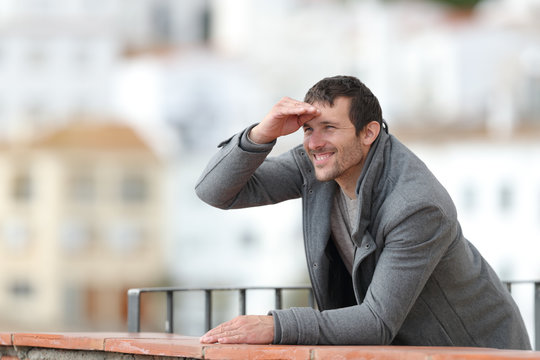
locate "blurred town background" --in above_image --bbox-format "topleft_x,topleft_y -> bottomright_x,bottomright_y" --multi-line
0,0 -> 539,346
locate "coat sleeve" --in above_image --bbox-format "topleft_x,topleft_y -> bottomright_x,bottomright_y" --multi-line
195,125 -> 304,209
270,203 -> 456,345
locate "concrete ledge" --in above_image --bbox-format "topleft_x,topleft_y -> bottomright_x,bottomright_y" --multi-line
0,332 -> 539,360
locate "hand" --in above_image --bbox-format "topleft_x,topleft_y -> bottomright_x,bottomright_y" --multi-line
199,315 -> 274,344
249,97 -> 321,144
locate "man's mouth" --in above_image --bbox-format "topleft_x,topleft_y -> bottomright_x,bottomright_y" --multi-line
312,151 -> 334,165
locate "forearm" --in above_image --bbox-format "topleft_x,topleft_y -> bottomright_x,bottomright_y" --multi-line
195,125 -> 303,209
270,304 -> 388,345
195,126 -> 274,209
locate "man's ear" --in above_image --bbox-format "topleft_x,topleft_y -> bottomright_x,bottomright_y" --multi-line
362,121 -> 381,146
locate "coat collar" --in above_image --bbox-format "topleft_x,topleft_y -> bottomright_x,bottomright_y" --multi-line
353,128 -> 390,243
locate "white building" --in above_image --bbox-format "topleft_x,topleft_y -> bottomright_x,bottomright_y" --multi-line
0,0 -> 539,335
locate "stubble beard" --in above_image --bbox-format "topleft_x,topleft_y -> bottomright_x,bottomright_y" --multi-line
312,146 -> 364,184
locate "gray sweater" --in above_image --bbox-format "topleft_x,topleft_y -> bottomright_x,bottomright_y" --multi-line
195,125 -> 531,349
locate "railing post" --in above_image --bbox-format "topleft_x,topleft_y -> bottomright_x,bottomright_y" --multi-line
165,291 -> 174,333
205,290 -> 213,332
308,288 -> 315,309
127,289 -> 141,332
275,288 -> 282,310
535,282 -> 539,351
239,289 -> 246,315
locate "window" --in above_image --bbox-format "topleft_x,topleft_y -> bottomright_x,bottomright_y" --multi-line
25,100 -> 46,122
461,182 -> 477,212
26,45 -> 47,69
106,221 -> 144,254
499,183 -> 514,212
2,218 -> 30,252
201,4 -> 212,43
121,174 -> 148,203
524,76 -> 540,124
8,280 -> 34,298
63,285 -> 85,325
60,220 -> 93,254
152,1 -> 172,44
12,173 -> 33,202
68,173 -> 95,203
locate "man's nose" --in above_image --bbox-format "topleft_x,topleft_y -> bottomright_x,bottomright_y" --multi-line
308,130 -> 326,149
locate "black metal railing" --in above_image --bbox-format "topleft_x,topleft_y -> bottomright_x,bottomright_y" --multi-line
127,286 -> 313,333
127,281 -> 539,350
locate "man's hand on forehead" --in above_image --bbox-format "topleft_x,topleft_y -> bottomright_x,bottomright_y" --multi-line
249,97 -> 321,144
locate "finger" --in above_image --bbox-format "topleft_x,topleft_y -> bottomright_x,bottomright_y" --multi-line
274,107 -> 319,121
297,111 -> 320,126
200,322 -> 232,343
200,330 -> 233,344
275,98 -> 318,114
199,335 -> 215,343
217,334 -> 242,344
283,97 -> 315,110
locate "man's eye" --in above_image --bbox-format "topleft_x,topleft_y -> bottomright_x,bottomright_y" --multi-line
303,127 -> 312,133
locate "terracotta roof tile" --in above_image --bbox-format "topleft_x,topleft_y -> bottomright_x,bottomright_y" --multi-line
31,122 -> 152,151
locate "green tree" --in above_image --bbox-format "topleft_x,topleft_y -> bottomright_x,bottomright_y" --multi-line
429,0 -> 483,9
381,0 -> 484,10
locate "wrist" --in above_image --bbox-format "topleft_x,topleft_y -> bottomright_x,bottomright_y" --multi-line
248,126 -> 275,144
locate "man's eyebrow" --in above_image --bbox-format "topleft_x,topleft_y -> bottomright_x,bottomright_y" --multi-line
303,120 -> 338,128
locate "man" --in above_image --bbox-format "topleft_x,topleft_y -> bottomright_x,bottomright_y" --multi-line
195,75 -> 531,349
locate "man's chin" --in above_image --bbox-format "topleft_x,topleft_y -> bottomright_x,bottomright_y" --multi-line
314,170 -> 336,182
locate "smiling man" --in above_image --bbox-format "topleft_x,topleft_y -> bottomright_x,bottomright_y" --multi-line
195,76 -> 531,349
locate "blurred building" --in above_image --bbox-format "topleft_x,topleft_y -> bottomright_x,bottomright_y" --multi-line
399,128 -> 540,279
0,0 -> 210,141
0,0 -> 539,335
0,122 -> 166,331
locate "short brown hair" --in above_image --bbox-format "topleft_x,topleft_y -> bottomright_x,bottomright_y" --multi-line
304,75 -> 383,135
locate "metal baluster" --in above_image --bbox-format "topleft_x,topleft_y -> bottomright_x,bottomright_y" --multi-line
205,289 -> 213,332
275,288 -> 282,310
165,291 -> 174,333
239,289 -> 246,315
127,289 -> 141,332
535,282 -> 539,350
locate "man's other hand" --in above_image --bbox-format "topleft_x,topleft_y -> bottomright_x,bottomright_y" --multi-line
199,315 -> 274,344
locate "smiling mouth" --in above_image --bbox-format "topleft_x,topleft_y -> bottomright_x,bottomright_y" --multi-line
312,152 -> 334,164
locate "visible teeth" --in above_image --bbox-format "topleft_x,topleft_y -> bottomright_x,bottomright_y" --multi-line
314,153 -> 331,160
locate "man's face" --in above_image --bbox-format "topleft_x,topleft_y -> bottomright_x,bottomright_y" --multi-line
302,97 -> 368,186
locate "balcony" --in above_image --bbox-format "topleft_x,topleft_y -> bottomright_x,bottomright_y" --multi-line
1,281 -> 539,359
2,332 -> 540,359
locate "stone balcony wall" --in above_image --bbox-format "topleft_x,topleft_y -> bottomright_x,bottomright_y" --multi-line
1,332 -> 540,360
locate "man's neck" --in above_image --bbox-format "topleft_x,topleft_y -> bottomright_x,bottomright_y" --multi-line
336,177 -> 359,200
336,162 -> 364,200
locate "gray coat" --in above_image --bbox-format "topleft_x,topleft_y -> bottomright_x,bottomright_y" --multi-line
195,125 -> 531,349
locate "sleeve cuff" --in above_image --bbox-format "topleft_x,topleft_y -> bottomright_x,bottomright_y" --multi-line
269,307 -> 320,345
239,124 -> 276,153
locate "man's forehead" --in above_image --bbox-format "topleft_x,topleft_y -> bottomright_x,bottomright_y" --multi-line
311,96 -> 351,108
304,98 -> 353,127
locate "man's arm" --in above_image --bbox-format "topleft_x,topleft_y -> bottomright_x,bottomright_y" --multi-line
196,98 -> 320,344
195,98 -> 320,209
271,205 -> 456,345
